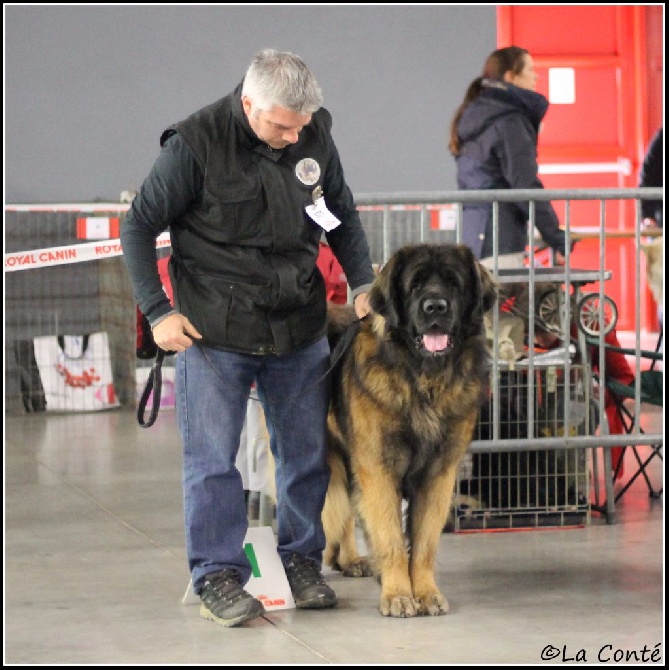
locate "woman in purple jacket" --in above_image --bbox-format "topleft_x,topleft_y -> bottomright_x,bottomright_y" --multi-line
449,46 -> 568,269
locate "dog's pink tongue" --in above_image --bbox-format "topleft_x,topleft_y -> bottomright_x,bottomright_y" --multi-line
423,334 -> 450,352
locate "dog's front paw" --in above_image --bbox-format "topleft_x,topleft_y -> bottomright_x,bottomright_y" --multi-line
340,557 -> 374,577
415,592 -> 449,616
379,594 -> 418,618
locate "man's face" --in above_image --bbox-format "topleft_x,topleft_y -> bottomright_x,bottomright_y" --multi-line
242,96 -> 311,149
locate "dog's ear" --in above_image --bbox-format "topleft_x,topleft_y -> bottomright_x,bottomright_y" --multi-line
368,248 -> 406,327
460,251 -> 500,326
476,261 -> 499,315
456,244 -> 498,320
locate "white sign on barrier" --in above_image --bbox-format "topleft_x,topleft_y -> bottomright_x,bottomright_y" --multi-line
182,526 -> 295,612
4,232 -> 171,272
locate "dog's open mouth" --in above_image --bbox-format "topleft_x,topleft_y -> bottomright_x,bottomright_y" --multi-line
416,333 -> 452,356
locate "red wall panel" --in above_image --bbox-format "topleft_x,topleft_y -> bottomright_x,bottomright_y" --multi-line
496,5 -> 660,332
500,6 -> 618,55
536,68 -> 620,148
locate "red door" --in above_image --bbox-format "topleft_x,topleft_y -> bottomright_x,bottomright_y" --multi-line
497,5 -> 663,332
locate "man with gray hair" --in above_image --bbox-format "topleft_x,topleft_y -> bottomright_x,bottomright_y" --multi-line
121,49 -> 375,627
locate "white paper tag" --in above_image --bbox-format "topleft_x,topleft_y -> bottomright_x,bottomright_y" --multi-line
305,196 -> 341,231
181,526 -> 295,611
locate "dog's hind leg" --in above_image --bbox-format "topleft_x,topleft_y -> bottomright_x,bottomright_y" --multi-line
322,452 -> 373,577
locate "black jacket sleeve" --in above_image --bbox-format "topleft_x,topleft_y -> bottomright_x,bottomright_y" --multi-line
318,116 -> 375,296
496,114 -> 566,255
639,128 -> 663,225
120,134 -> 203,324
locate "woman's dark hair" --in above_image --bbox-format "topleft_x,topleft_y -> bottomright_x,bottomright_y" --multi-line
448,46 -> 530,156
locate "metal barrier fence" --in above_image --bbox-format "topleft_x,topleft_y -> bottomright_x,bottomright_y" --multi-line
354,187 -> 663,527
4,188 -> 663,526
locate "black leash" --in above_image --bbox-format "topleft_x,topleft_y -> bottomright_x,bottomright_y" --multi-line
137,348 -> 174,428
328,316 -> 362,369
136,317 -> 364,428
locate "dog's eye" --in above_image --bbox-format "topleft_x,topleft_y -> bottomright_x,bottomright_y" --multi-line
407,271 -> 429,293
439,270 -> 463,292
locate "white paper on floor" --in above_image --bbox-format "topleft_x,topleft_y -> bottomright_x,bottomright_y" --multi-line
182,525 -> 295,611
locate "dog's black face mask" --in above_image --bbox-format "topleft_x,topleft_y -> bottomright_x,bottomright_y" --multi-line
370,244 -> 491,359
405,270 -> 461,357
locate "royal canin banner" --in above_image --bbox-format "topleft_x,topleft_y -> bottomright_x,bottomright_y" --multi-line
5,232 -> 171,272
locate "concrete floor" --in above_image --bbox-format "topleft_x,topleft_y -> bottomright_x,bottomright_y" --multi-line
4,405 -> 664,665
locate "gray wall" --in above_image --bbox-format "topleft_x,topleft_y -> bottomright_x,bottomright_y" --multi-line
5,5 -> 496,203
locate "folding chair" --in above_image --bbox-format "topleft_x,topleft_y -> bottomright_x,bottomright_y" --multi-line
593,337 -> 663,504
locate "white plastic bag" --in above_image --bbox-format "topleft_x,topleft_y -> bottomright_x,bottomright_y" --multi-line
33,333 -> 119,412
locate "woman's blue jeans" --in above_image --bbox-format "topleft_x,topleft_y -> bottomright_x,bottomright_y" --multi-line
176,336 -> 331,591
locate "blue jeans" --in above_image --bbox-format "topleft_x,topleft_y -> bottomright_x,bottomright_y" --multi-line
176,336 -> 331,591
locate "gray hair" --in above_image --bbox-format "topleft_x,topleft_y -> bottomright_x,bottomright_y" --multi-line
241,48 -> 323,114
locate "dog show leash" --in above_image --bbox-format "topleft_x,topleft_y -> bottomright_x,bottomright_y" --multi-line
137,347 -> 175,428
136,316 -> 364,429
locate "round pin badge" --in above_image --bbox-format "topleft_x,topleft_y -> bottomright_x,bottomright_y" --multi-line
295,158 -> 321,186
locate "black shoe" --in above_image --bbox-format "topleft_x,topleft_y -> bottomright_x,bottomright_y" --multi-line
199,569 -> 265,627
283,553 -> 338,609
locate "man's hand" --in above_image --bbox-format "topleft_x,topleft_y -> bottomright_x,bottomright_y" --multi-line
554,250 -> 566,266
152,313 -> 202,352
353,292 -> 371,318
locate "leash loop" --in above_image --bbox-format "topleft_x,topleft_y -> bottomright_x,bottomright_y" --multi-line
135,317 -> 363,427
137,348 -> 170,428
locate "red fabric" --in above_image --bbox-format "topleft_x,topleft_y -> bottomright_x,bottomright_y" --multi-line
136,306 -> 144,350
135,255 -> 174,353
157,255 -> 174,305
316,242 -> 348,305
585,329 -> 635,479
500,296 -> 516,313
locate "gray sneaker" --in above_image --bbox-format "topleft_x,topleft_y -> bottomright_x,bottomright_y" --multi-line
199,569 -> 265,627
284,553 -> 338,609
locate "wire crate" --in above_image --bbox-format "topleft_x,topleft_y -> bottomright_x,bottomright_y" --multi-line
454,364 -> 593,531
5,207 -> 136,414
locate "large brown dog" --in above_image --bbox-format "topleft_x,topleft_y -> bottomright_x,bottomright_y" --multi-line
323,243 -> 497,618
